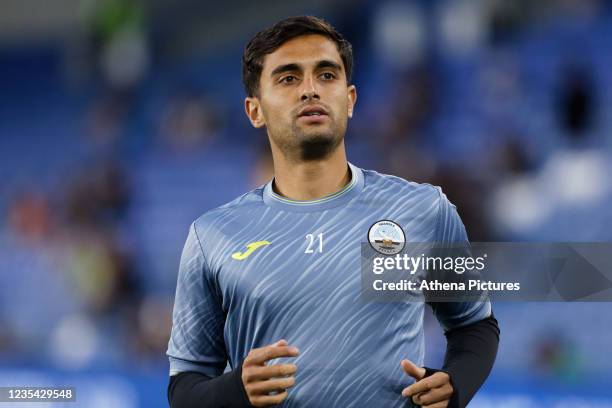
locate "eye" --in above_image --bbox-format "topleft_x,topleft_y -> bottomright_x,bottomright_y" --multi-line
321,72 -> 336,80
280,75 -> 297,84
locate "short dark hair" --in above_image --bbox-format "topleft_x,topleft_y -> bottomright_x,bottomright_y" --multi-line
242,16 -> 353,97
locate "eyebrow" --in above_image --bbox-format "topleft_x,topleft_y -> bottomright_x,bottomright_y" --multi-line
269,60 -> 343,78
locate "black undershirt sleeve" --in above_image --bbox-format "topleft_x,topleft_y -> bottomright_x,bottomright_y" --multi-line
424,314 -> 500,408
167,363 -> 253,408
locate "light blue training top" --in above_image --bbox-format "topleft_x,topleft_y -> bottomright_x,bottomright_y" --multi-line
167,162 -> 491,407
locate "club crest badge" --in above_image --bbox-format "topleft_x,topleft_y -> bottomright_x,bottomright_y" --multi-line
368,220 -> 405,255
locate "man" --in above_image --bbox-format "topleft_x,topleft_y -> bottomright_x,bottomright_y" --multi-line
167,16 -> 499,408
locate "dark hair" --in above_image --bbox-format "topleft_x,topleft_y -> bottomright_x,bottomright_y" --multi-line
242,16 -> 353,97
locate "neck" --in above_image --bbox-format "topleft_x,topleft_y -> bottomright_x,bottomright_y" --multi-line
270,140 -> 350,201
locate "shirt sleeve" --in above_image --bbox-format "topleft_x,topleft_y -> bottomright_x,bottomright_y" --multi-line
428,187 -> 492,331
167,221 -> 228,377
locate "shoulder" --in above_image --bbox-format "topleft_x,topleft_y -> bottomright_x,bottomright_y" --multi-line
192,185 -> 266,237
361,167 -> 447,207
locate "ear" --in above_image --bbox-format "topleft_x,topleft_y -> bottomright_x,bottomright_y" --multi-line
245,96 -> 266,128
347,85 -> 357,118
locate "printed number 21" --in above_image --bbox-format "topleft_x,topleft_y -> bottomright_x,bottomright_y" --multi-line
305,233 -> 323,253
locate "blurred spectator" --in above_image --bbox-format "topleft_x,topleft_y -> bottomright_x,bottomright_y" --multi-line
487,1 -> 526,45
0,314 -> 16,356
532,329 -> 582,381
158,92 -> 223,153
130,296 -> 173,361
85,93 -> 130,148
65,161 -> 131,228
7,190 -> 53,242
433,167 -> 494,241
557,62 -> 597,138
61,230 -> 141,317
80,0 -> 150,90
382,64 -> 438,144
438,0 -> 488,58
366,63 -> 439,184
371,1 -> 426,68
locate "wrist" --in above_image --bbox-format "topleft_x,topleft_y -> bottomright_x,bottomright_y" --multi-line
423,367 -> 460,408
234,362 -> 254,407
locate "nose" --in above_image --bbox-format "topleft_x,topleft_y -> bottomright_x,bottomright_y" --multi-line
300,75 -> 320,101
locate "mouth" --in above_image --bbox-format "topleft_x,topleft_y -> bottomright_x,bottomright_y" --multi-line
297,105 -> 329,123
298,105 -> 329,117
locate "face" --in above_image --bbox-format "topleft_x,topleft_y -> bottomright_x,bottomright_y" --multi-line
245,34 -> 357,161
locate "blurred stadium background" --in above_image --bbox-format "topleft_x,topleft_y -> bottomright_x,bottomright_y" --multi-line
1,0 -> 612,406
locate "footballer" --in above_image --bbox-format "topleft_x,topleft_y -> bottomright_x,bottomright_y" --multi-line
167,16 -> 499,408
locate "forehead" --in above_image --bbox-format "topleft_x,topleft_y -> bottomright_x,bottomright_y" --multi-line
261,34 -> 343,74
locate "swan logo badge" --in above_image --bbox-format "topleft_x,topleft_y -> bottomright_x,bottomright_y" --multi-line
368,220 -> 405,255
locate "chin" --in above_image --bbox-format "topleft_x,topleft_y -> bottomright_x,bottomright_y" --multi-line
298,132 -> 342,161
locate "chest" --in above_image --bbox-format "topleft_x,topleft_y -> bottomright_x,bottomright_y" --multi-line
210,206 -> 436,313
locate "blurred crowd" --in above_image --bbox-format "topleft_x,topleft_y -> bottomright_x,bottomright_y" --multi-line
1,0 -> 612,381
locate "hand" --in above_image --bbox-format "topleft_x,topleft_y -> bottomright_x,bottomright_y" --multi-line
400,359 -> 453,408
241,339 -> 299,407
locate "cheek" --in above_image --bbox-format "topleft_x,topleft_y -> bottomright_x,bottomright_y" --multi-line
330,90 -> 350,114
334,99 -> 351,120
269,103 -> 291,123
261,103 -> 292,131
260,97 -> 281,118
260,88 -> 289,119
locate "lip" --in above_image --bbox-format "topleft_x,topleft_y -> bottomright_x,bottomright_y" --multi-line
297,105 -> 329,118
298,114 -> 329,124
